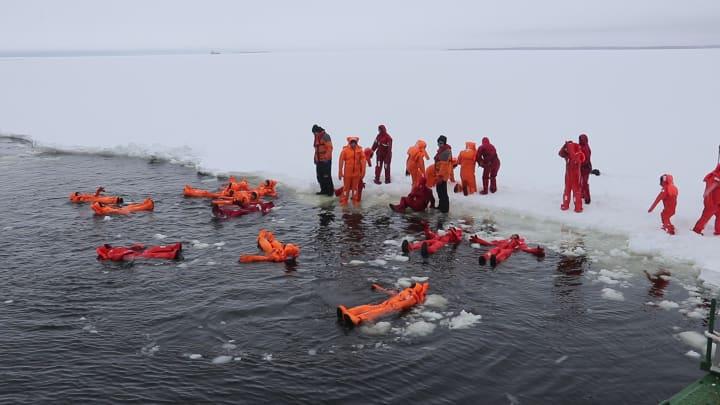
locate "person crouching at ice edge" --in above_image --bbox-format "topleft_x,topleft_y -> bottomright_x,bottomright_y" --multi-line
389,176 -> 435,213
454,141 -> 478,195
337,282 -> 429,327
401,225 -> 463,258
558,139 -> 586,213
470,234 -> 545,267
239,229 -> 300,265
648,174 -> 678,235
693,164 -> 720,236
337,136 -> 367,205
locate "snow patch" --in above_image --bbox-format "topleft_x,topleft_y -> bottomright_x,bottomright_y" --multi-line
601,288 -> 625,301
446,310 -> 482,329
403,321 -> 436,337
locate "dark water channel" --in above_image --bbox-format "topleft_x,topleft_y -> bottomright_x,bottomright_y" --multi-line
0,137 -> 710,404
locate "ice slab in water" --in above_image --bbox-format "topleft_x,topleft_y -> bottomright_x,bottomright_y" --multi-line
601,288 -> 625,301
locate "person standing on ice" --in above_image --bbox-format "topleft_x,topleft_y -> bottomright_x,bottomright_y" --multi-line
313,124 -> 334,196
692,164 -> 720,235
338,136 -> 367,205
371,125 -> 393,184
475,137 -> 500,194
648,174 -> 678,235
406,140 -> 430,187
578,134 -> 593,204
559,140 -> 586,213
454,141 -> 477,195
434,135 -> 453,213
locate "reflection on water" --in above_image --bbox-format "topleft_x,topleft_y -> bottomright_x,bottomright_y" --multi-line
645,269 -> 672,298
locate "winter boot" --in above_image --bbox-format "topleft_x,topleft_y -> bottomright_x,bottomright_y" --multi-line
420,242 -> 430,258
490,177 -> 497,193
478,255 -> 486,266
489,254 -> 497,267
401,240 -> 410,255
480,178 -> 489,195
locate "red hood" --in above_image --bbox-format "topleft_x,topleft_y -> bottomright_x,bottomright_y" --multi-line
579,134 -> 589,145
378,125 -> 387,135
481,137 -> 490,146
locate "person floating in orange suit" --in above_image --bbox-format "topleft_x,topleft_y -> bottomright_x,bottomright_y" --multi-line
238,229 -> 300,264
470,234 -> 545,267
558,140 -> 586,213
371,124 -> 393,184
406,140 -> 430,188
476,137 -> 501,194
648,174 -> 678,235
401,225 -> 463,258
96,242 -> 182,261
337,282 -> 429,326
693,164 -> 720,235
454,141 -> 478,195
338,136 -> 367,205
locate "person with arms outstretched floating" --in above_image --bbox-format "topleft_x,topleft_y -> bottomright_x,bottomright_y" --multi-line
648,174 -> 678,235
371,124 -> 393,184
337,282 -> 429,327
470,234 -> 545,267
559,140 -> 586,212
401,225 -> 463,258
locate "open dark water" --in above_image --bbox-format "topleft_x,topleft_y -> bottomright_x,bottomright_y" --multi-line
0,136 -> 710,404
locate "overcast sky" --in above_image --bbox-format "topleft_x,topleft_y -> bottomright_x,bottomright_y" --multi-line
2,0 -> 720,51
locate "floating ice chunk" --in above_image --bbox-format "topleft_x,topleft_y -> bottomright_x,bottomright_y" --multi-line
596,276 -> 619,285
396,278 -> 413,288
601,288 -> 625,301
368,259 -> 387,266
555,355 -> 568,364
470,243 -> 481,249
437,230 -> 447,237
191,240 -> 209,249
103,216 -> 112,221
403,321 -> 436,337
221,343 -> 237,350
262,353 -> 273,361
447,310 -> 482,329
233,357 -> 242,361
360,321 -> 392,336
678,331 -> 707,353
685,350 -> 701,359
2,226 -> 13,231
141,345 -> 160,356
80,317 -> 86,321
308,348 -> 318,356
82,325 -> 98,334
189,354 -> 203,360
177,263 -> 188,268
609,249 -> 631,258
658,300 -> 680,310
420,311 -> 444,321
573,247 -> 586,255
411,276 -> 429,282
207,261 -> 216,266
213,241 -> 226,247
383,240 -> 400,246
212,355 -> 233,364
3,300 -> 12,304
599,269 -> 632,280
153,233 -> 168,240
424,294 -> 448,309
389,255 -> 409,262
347,260 -> 365,266
687,310 -> 706,319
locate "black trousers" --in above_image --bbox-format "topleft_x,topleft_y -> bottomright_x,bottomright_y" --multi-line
436,181 -> 449,213
315,160 -> 334,195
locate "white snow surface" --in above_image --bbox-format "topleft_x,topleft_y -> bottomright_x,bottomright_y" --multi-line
1,17 -> 720,283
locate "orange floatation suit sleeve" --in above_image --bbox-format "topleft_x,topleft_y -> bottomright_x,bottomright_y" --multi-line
339,282 -> 429,325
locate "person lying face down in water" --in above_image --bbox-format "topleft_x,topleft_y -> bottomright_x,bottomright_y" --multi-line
643,269 -> 671,297
401,225 -> 463,258
470,233 -> 545,267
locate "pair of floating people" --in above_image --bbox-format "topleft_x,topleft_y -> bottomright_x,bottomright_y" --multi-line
337,282 -> 429,326
184,178 -> 278,199
96,242 -> 182,261
91,198 -> 155,215
238,229 -> 300,264
69,187 -> 123,204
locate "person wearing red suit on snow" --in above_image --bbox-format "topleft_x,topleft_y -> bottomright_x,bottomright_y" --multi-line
578,134 -> 593,204
371,125 -> 393,184
475,137 -> 500,194
559,140 -> 586,213
470,234 -> 545,267
648,174 -> 678,235
693,164 -> 720,235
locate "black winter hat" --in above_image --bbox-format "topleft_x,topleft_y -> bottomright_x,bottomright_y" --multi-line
312,124 -> 324,133
437,135 -> 447,144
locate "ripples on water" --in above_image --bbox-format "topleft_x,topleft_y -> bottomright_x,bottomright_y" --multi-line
0,137 -> 710,404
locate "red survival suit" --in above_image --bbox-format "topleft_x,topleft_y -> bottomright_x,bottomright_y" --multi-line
402,226 -> 463,257
372,125 -> 393,184
648,174 -> 678,235
476,137 -> 500,194
559,140 -> 586,212
390,176 -> 435,212
212,201 -> 274,219
470,234 -> 544,266
578,134 -> 593,204
337,282 -> 429,326
96,243 -> 182,261
693,164 -> 720,235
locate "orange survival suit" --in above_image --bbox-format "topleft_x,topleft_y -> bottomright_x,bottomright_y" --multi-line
337,282 -> 429,326
406,140 -> 430,187
559,140 -> 586,213
648,174 -> 678,235
455,141 -> 478,195
338,137 -> 367,204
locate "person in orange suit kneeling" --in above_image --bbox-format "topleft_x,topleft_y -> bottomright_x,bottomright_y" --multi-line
648,174 -> 678,235
338,136 -> 367,205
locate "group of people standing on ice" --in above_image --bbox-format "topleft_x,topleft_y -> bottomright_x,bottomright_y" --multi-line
312,124 -> 720,237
